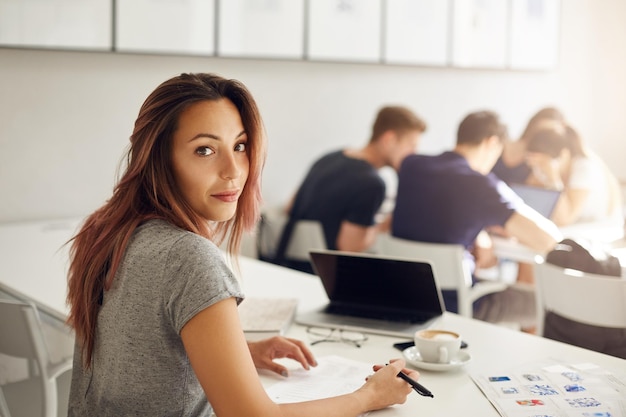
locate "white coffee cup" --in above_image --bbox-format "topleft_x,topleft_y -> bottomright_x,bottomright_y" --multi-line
414,329 -> 462,364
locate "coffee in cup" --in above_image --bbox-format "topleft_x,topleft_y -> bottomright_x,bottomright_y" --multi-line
414,329 -> 461,364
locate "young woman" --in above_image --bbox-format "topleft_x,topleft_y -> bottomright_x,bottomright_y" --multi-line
491,107 -> 565,185
525,124 -> 622,226
66,73 -> 417,416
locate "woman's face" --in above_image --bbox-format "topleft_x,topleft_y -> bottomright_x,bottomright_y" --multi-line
171,99 -> 249,222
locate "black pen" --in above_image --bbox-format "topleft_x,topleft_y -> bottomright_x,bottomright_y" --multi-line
397,371 -> 434,398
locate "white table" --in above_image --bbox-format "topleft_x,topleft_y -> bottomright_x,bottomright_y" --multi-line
491,235 -> 544,264
1,219 -> 625,417
492,220 -> 626,269
559,220 -> 624,243
236,256 -> 626,417
0,218 -> 81,321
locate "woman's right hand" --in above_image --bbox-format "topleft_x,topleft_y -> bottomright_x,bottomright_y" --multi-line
354,359 -> 419,411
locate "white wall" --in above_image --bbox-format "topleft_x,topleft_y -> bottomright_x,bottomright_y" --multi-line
0,0 -> 625,223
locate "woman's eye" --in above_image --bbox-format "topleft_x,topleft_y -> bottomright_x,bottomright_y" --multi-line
195,146 -> 214,156
235,143 -> 247,152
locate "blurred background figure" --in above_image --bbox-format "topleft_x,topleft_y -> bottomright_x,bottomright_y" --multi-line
525,124 -> 623,227
392,110 -> 562,330
274,105 -> 427,274
492,107 -> 566,186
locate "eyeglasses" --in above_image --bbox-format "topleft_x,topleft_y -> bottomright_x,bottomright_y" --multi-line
306,327 -> 369,348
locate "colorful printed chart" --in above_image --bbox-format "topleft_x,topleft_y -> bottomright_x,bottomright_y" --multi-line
471,360 -> 626,417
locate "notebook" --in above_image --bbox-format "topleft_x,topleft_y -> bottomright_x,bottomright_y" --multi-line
510,183 -> 561,219
295,250 -> 445,338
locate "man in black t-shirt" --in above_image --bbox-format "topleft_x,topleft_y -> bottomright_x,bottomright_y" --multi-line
276,106 -> 427,273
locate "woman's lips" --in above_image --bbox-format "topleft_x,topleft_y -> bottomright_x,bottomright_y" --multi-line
212,190 -> 239,202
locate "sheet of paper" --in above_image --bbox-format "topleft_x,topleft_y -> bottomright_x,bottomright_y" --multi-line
265,355 -> 371,415
470,359 -> 626,417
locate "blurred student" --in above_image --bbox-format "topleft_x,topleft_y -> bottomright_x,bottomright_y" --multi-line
275,106 -> 427,273
392,110 -> 562,329
66,73 -> 419,417
492,106 -> 565,185
525,124 -> 623,227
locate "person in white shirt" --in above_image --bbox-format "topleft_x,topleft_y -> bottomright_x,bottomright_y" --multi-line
525,124 -> 623,227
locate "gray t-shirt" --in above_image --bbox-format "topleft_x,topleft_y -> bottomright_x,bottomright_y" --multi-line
68,219 -> 244,416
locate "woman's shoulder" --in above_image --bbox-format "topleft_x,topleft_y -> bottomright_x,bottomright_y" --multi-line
136,219 -> 222,262
569,155 -> 601,180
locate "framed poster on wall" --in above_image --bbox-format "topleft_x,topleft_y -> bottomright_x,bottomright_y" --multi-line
218,0 -> 304,59
0,0 -> 111,50
383,0 -> 450,66
451,0 -> 508,69
509,0 -> 560,70
116,0 -> 215,55
307,0 -> 382,63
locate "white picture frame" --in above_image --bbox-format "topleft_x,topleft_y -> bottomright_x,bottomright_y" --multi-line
384,0 -> 450,66
307,0 -> 382,63
451,0 -> 509,69
218,0 -> 305,59
116,0 -> 215,55
0,0 -> 111,50
509,0 -> 561,70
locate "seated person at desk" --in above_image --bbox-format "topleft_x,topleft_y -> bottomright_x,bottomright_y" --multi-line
392,110 -> 562,330
524,124 -> 623,227
492,106 -> 566,185
275,105 -> 427,273
66,73 -> 419,417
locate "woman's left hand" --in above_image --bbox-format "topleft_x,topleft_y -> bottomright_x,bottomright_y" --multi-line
247,336 -> 318,377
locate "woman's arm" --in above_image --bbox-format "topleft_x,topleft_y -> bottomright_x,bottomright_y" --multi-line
525,153 -> 589,226
181,297 -> 418,417
472,230 -> 498,269
550,188 -> 589,226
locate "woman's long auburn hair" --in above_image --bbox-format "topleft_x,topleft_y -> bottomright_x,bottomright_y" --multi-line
66,73 -> 266,368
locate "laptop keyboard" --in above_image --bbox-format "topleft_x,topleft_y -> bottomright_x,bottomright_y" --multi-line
325,304 -> 433,324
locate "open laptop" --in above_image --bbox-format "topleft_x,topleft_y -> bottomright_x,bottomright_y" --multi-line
295,250 -> 445,338
510,183 -> 561,219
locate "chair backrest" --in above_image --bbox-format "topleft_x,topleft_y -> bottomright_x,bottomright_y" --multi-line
376,234 -> 510,319
257,205 -> 289,259
0,300 -> 48,369
377,234 -> 473,290
534,262 -> 626,335
257,206 -> 327,262
0,299 -> 58,417
284,220 -> 327,261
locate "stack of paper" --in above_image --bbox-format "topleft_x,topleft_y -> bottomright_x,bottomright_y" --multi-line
239,297 -> 298,341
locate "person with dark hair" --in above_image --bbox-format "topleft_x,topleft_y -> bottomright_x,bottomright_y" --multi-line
525,124 -> 623,226
66,73 -> 419,417
492,106 -> 566,185
276,105 -> 427,273
392,110 -> 562,329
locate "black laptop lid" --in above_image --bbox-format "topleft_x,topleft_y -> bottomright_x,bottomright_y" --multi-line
309,250 -> 445,319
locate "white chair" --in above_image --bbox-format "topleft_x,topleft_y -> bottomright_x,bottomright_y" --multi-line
376,234 -> 508,318
0,299 -> 73,417
533,262 -> 626,337
256,205 -> 289,260
257,206 -> 327,262
284,221 -> 327,262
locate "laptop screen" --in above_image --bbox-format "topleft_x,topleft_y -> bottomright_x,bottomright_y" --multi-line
309,250 -> 444,318
510,183 -> 561,219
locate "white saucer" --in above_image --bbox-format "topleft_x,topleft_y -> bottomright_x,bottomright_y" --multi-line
403,347 -> 472,372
